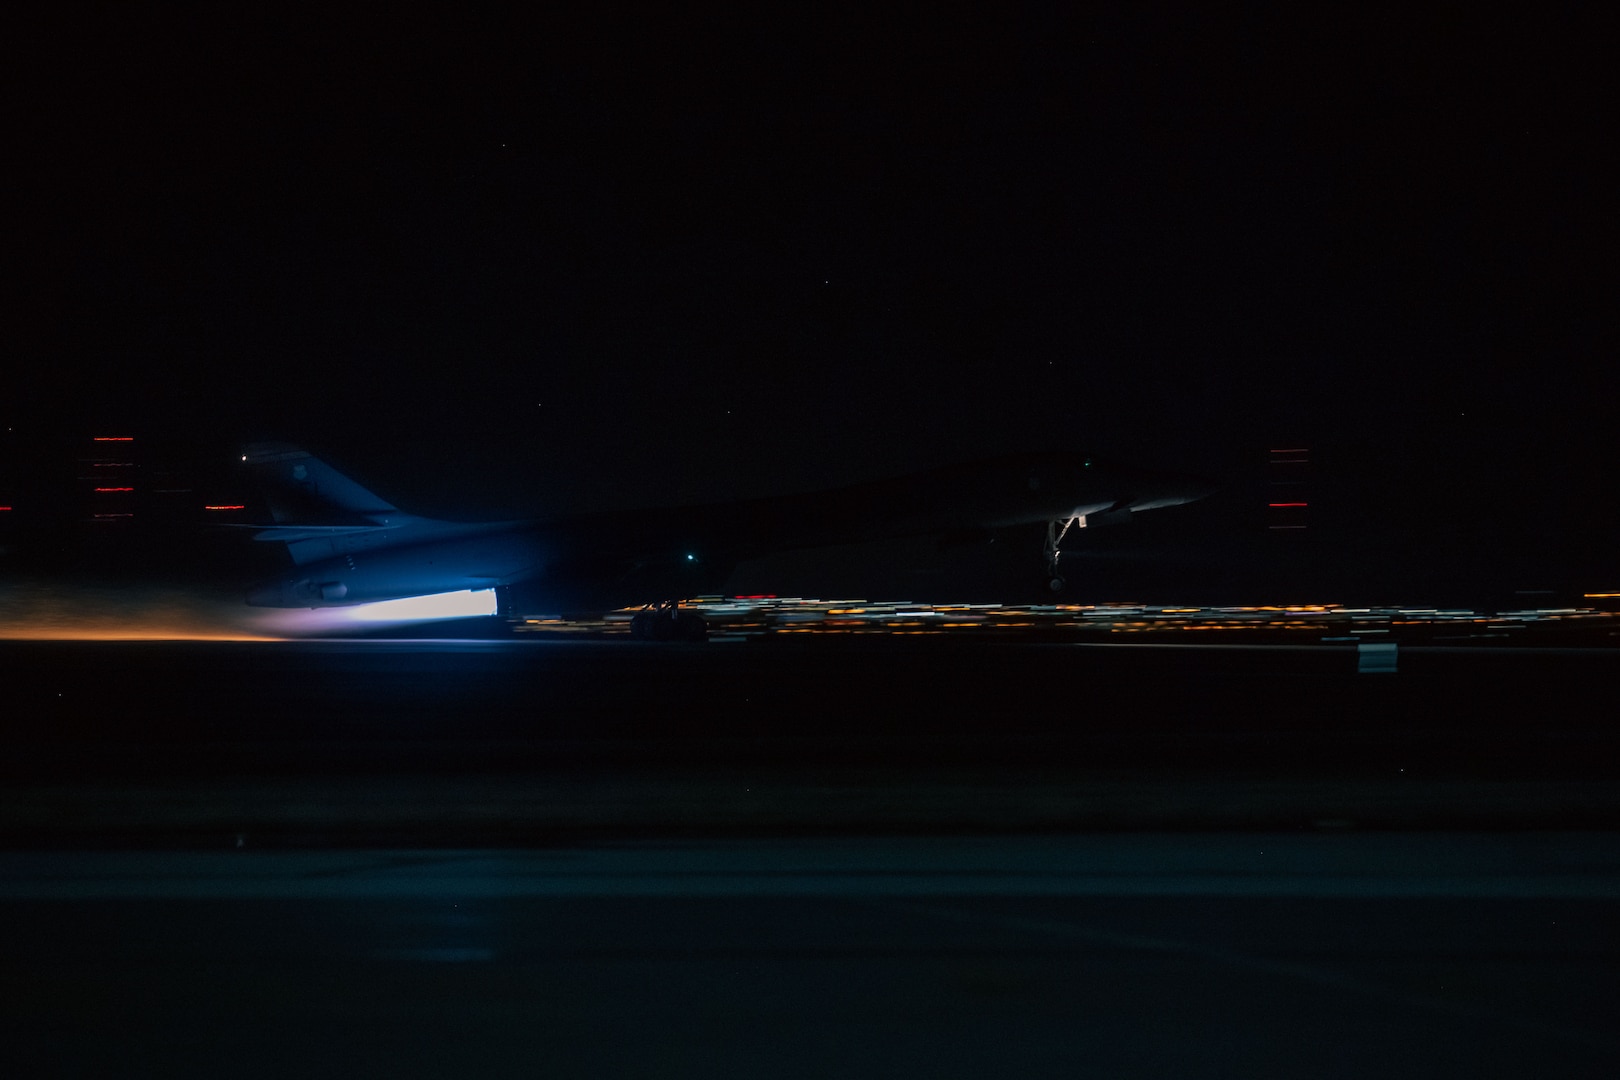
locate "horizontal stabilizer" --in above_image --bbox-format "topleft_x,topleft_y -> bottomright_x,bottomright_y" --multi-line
214,522 -> 393,534
249,525 -> 398,543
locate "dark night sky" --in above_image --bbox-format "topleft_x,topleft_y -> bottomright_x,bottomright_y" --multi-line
4,7 -> 1615,587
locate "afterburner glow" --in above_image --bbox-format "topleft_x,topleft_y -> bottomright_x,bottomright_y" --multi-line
243,588 -> 501,637
343,589 -> 500,623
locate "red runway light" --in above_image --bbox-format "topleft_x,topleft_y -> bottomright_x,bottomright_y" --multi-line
204,505 -> 246,511
94,487 -> 134,492
1268,502 -> 1308,507
92,436 -> 134,441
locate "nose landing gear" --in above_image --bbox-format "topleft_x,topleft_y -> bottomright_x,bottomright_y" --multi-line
1043,514 -> 1083,593
630,601 -> 709,642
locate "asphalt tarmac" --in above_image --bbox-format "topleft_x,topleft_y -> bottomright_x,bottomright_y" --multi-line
4,638 -> 1620,842
4,638 -> 1618,1075
3,838 -> 1619,1078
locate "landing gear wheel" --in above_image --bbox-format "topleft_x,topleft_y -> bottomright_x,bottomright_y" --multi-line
1043,515 -> 1081,597
630,604 -> 707,642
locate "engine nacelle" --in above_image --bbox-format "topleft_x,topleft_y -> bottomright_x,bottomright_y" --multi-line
246,529 -> 543,608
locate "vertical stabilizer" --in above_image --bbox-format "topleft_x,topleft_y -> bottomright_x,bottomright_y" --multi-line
241,443 -> 399,525
241,444 -> 422,566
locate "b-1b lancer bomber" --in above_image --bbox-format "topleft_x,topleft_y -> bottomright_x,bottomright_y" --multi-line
240,444 -> 1215,639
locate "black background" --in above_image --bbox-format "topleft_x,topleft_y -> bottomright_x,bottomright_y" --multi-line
4,6 -> 1615,598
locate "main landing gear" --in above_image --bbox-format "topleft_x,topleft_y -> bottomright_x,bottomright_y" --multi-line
1043,514 -> 1083,593
630,601 -> 708,642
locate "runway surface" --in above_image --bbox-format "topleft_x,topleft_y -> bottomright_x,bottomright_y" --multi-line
4,837 -> 1619,1078
6,637 -> 1620,842
6,639 -> 1619,1075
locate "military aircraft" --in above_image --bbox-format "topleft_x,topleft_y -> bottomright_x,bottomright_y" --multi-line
240,443 -> 1215,638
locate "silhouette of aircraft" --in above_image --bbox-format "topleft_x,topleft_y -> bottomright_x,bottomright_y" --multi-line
240,443 -> 1214,638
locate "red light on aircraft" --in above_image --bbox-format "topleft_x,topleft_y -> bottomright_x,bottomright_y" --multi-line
1268,502 -> 1308,507
0,506 -> 11,511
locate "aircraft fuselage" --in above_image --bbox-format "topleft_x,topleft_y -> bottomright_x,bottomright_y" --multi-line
243,449 -> 1215,611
